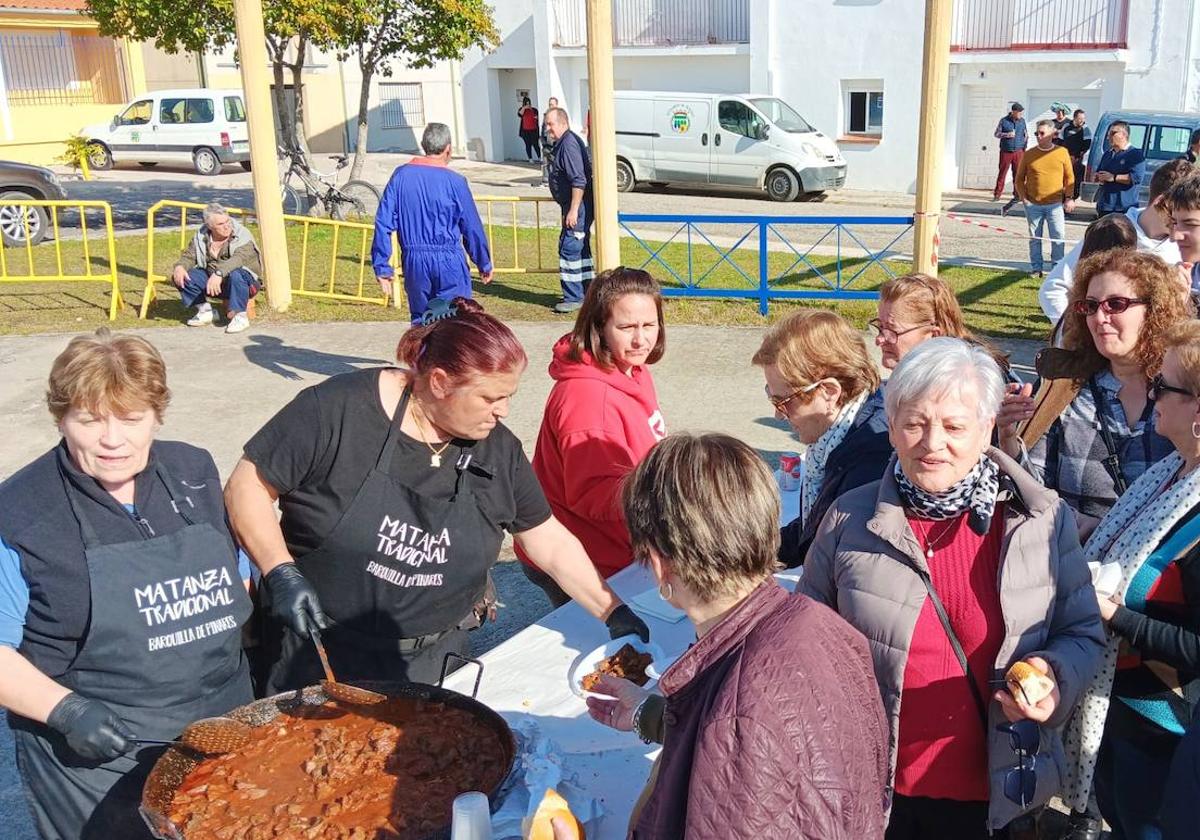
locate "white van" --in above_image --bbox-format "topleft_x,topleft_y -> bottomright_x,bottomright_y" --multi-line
81,88 -> 251,176
613,91 -> 846,201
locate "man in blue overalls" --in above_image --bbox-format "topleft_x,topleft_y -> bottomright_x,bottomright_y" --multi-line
372,123 -> 493,323
545,107 -> 595,313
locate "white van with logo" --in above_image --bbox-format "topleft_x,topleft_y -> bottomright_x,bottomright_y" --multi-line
613,91 -> 846,201
81,88 -> 251,176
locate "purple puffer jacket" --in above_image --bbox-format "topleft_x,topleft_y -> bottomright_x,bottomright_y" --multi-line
632,580 -> 889,839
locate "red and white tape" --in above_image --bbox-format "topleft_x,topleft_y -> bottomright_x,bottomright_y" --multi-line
945,211 -> 1077,246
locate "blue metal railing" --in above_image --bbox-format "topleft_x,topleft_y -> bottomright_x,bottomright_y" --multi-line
617,213 -> 915,315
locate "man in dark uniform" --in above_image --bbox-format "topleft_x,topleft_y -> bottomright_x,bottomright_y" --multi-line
1061,109 -> 1093,201
545,107 -> 594,314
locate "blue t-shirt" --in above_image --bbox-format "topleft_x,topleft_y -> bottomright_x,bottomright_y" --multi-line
1096,146 -> 1147,213
0,505 -> 253,649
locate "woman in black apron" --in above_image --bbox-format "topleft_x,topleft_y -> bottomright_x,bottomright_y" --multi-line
0,329 -> 253,840
226,298 -> 648,694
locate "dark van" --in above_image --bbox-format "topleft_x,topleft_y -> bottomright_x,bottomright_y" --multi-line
1082,110 -> 1200,208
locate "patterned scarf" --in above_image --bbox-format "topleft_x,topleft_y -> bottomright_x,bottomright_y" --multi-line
894,454 -> 1002,535
1063,451 -> 1200,811
801,389 -> 869,526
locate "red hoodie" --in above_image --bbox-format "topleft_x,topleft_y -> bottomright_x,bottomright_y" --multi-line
518,335 -> 666,577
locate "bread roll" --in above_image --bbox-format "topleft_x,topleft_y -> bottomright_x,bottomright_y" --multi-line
524,788 -> 585,840
1006,661 -> 1055,705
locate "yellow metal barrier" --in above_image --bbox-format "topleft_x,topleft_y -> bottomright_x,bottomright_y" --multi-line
140,195 -> 558,319
473,195 -> 559,275
140,200 -> 391,318
0,200 -> 122,320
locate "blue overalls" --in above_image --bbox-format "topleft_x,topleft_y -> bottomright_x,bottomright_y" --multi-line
371,159 -> 493,323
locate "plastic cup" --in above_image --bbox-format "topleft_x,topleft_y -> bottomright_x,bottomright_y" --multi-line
450,791 -> 492,840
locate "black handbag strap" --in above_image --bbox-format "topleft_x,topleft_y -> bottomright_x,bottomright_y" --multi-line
907,560 -> 990,728
1087,377 -> 1128,496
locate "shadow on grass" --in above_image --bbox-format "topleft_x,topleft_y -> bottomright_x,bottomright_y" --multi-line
473,276 -> 560,309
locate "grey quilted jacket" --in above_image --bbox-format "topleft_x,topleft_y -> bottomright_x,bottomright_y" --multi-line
799,448 -> 1106,831
632,580 -> 889,839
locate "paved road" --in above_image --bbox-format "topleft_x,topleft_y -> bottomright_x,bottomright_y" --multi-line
53,155 -> 1087,273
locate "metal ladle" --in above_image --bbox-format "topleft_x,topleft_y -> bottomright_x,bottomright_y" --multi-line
309,627 -> 388,706
131,716 -> 254,755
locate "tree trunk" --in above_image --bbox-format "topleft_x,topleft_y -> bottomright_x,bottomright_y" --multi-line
289,35 -> 310,155
267,38 -> 293,152
349,52 -> 375,182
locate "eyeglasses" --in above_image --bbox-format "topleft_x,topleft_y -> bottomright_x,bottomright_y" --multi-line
998,719 -> 1041,809
764,379 -> 825,411
1070,296 -> 1149,317
1149,373 -> 1197,401
867,319 -> 934,343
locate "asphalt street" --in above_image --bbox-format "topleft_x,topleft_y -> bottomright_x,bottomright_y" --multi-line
54,154 -> 1090,272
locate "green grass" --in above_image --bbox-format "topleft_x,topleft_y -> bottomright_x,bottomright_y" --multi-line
0,221 -> 1046,338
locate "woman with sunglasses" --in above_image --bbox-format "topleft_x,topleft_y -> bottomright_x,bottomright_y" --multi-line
752,309 -> 890,567
1062,319 -> 1200,840
1001,250 -> 1191,531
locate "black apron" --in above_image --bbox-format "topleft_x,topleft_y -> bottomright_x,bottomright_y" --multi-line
266,387 -> 502,694
12,461 -> 253,840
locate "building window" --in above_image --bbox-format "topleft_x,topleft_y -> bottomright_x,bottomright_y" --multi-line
379,83 -> 423,130
845,88 -> 884,136
0,29 -> 130,106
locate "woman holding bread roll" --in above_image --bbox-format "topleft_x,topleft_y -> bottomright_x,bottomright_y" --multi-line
1062,320 -> 1200,839
587,433 -> 890,839
799,338 -> 1106,839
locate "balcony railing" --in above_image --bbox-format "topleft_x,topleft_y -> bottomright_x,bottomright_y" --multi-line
551,0 -> 749,48
952,0 -> 1129,51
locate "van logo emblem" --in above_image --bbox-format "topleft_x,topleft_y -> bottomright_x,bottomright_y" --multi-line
669,106 -> 692,134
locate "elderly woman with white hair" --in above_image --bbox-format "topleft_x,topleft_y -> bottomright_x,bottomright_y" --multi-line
170,202 -> 261,334
800,337 -> 1105,840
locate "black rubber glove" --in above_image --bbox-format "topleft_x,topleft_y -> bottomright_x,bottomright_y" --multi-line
262,562 -> 328,637
46,693 -> 133,761
605,603 -> 650,643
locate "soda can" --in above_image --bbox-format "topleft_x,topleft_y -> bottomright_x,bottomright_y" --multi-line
779,452 -> 803,492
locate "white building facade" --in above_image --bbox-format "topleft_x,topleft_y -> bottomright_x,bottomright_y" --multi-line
361,0 -> 1200,193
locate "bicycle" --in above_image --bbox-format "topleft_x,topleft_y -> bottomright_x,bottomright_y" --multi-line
278,146 -> 381,222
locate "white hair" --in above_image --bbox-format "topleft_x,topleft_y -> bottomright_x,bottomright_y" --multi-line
202,202 -> 229,223
884,337 -> 1005,423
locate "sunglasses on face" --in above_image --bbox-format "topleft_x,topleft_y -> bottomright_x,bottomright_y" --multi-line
765,379 -> 825,411
1149,373 -> 1197,401
998,719 -> 1042,809
867,319 -> 933,343
1071,296 -> 1149,316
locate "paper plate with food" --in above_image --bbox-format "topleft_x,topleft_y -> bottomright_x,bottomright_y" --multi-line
568,636 -> 668,698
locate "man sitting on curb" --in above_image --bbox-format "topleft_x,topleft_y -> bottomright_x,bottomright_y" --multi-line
1039,158 -> 1191,325
171,202 -> 261,334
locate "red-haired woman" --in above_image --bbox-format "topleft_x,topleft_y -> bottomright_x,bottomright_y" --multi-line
226,298 -> 648,693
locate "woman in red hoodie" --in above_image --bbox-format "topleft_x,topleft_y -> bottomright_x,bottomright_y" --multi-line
519,267 -> 667,605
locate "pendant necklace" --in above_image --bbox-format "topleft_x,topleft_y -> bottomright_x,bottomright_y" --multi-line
412,400 -> 452,467
914,518 -> 956,559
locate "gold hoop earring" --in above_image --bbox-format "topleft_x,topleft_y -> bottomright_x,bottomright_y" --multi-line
658,581 -> 673,602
